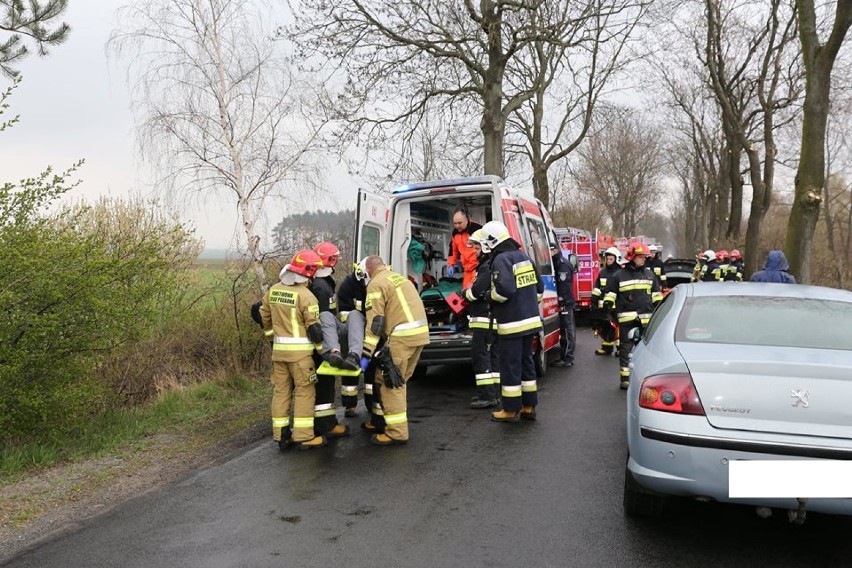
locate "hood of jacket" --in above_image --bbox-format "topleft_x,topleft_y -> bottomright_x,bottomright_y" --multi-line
763,250 -> 790,272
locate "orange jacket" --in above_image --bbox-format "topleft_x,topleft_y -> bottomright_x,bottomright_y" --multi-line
448,222 -> 482,288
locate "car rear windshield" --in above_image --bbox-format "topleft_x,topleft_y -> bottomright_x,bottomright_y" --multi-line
675,295 -> 852,350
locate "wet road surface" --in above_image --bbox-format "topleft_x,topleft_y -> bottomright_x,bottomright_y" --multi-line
4,327 -> 852,567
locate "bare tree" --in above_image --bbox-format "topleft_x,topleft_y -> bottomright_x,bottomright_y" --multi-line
0,0 -> 70,77
572,108 -> 664,235
110,0 -> 332,292
786,0 -> 852,282
287,0 -> 616,179
702,0 -> 801,276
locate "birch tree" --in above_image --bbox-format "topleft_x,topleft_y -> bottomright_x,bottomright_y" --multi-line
111,0 -> 332,292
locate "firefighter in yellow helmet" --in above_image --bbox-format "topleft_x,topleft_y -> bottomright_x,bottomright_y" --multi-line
360,256 -> 430,445
259,250 -> 328,451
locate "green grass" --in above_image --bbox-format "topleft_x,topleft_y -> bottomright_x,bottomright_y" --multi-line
0,374 -> 270,483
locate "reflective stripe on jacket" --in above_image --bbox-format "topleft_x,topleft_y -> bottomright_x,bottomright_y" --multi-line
363,266 -> 430,356
489,245 -> 543,338
259,282 -> 321,362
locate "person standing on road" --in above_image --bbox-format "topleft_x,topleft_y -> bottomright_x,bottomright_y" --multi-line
550,241 -> 576,368
647,245 -> 667,290
603,242 -> 662,390
464,228 -> 500,409
727,249 -> 744,282
360,256 -> 430,446
697,250 -> 721,282
480,221 -> 543,423
447,208 -> 483,288
750,250 -> 797,283
591,247 -> 621,356
259,250 -> 328,451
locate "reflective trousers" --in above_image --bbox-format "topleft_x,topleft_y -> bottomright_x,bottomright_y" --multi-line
339,311 -> 366,409
270,357 -> 316,443
471,327 -> 499,401
498,334 -> 537,412
370,339 -> 424,441
312,352 -> 339,436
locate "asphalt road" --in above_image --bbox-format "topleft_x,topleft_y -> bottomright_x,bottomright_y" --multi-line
4,326 -> 852,568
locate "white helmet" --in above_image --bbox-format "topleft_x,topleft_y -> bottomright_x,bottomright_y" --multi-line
355,257 -> 370,283
468,228 -> 491,253
480,221 -> 510,250
649,244 -> 660,252
702,249 -> 715,262
604,246 -> 620,258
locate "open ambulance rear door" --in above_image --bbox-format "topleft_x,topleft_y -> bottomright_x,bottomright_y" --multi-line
354,189 -> 390,262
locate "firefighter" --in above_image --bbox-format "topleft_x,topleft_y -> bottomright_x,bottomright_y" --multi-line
727,249 -> 744,281
550,241 -> 575,368
311,242 -> 359,371
714,250 -> 730,282
591,247 -> 621,356
479,221 -> 544,423
603,242 -> 662,390
360,256 -> 429,445
464,228 -> 500,409
259,250 -> 328,451
447,207 -> 483,288
336,258 -> 370,417
647,245 -> 667,289
696,250 -> 719,282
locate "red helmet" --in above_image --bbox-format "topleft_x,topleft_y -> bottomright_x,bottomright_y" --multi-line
730,249 -> 742,261
313,242 -> 340,267
715,249 -> 730,262
288,249 -> 324,278
625,241 -> 649,261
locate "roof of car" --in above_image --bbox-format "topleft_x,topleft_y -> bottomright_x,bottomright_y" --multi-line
683,282 -> 852,302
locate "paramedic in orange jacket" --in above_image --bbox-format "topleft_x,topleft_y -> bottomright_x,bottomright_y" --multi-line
447,208 -> 483,288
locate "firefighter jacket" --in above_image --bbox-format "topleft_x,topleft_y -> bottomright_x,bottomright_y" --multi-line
592,263 -> 621,308
310,275 -> 337,315
489,239 -> 544,338
700,260 -> 724,282
337,272 -> 366,322
447,221 -> 483,279
363,266 -> 430,357
602,262 -> 662,326
551,252 -> 575,311
726,260 -> 744,282
648,256 -> 667,287
464,253 -> 493,330
260,281 -> 322,362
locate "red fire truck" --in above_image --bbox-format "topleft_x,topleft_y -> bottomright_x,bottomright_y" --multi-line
554,228 -> 616,312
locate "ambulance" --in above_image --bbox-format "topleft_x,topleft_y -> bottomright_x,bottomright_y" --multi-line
354,176 -> 562,377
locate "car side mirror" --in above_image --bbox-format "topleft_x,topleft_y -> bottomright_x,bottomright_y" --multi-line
628,327 -> 643,343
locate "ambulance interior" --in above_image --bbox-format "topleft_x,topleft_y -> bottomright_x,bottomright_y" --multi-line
390,193 -> 495,333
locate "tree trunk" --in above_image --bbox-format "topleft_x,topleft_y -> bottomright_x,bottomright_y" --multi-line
481,1 -> 505,178
786,0 -> 852,283
726,140 -> 743,240
785,64 -> 830,283
533,166 -> 550,209
743,149 -> 767,277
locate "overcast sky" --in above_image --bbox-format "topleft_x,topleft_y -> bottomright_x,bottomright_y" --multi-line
1,0 -> 356,250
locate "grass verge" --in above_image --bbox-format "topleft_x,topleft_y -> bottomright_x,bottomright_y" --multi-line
0,373 -> 271,534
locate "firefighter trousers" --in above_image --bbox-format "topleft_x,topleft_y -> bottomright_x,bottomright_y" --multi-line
471,328 -> 499,401
313,352 -> 340,436
371,339 -> 424,441
270,357 -> 317,443
498,334 -> 537,412
339,311 -> 366,409
618,321 -> 640,383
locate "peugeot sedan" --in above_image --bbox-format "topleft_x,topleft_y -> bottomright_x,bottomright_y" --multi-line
625,282 -> 852,519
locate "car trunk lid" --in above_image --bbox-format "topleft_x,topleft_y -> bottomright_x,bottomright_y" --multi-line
677,343 -> 852,440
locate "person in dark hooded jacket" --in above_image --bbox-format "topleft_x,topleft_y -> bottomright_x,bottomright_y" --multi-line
750,250 -> 797,283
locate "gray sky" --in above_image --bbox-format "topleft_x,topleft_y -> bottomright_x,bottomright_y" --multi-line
1,0 -> 356,250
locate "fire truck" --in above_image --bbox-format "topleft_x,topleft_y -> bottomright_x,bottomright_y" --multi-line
554,228 -> 616,312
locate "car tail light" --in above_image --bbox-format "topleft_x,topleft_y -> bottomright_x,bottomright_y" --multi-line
639,373 -> 705,415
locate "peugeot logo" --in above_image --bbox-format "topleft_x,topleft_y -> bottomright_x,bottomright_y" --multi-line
791,389 -> 810,408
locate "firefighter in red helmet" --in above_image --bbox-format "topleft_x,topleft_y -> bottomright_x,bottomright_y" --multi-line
259,250 -> 328,450
602,242 -> 662,390
727,249 -> 744,281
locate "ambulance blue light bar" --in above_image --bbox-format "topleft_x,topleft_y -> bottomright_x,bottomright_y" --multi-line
392,175 -> 503,194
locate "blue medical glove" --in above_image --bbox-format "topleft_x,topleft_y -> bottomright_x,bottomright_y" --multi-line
360,355 -> 370,372
447,265 -> 455,277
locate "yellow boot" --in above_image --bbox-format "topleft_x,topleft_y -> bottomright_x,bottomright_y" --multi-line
490,410 -> 520,423
521,406 -> 537,420
325,424 -> 350,439
297,436 -> 327,451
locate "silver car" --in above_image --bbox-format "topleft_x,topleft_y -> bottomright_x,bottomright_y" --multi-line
625,282 -> 852,519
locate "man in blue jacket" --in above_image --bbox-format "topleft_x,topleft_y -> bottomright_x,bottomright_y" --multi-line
750,250 -> 797,283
